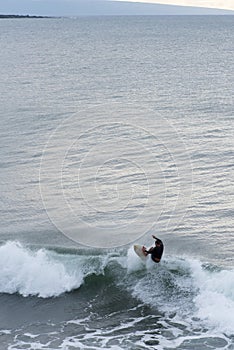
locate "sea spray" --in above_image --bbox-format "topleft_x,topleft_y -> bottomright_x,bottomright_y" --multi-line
190,259 -> 234,335
0,241 -> 83,297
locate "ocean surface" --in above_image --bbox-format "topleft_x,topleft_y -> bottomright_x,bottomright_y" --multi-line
0,16 -> 233,349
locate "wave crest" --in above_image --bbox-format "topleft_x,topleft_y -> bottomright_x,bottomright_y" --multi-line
0,241 -> 83,297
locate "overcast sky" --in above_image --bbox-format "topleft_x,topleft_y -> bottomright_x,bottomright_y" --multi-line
115,1 -> 234,11
0,0 -> 233,16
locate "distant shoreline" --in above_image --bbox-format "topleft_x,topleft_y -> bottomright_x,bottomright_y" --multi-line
0,14 -> 53,19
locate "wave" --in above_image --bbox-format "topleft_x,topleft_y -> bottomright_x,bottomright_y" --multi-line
0,241 -> 124,298
0,241 -> 234,336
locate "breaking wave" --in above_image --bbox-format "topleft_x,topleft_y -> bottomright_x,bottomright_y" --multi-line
0,241 -> 233,337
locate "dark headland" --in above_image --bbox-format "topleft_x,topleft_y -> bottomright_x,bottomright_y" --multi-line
0,14 -> 53,19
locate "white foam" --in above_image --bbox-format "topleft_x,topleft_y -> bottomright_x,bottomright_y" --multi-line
190,259 -> 234,335
0,329 -> 11,335
128,251 -> 234,337
126,246 -> 145,272
0,241 -> 83,297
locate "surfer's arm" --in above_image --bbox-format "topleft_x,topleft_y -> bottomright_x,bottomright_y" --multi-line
145,247 -> 153,254
152,235 -> 163,245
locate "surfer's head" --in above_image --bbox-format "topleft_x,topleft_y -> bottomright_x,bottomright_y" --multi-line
155,239 -> 161,246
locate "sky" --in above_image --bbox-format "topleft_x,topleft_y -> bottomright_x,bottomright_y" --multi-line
0,0 -> 233,16
115,1 -> 234,11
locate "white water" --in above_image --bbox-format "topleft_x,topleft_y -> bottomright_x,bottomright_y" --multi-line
0,241 -> 82,297
127,246 -> 234,337
191,259 -> 234,334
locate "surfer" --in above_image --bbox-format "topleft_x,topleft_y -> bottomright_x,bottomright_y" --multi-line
143,235 -> 164,263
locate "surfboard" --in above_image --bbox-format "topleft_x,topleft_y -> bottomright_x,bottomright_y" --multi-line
134,244 -> 148,261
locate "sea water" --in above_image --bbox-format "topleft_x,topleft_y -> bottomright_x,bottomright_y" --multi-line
0,16 -> 233,349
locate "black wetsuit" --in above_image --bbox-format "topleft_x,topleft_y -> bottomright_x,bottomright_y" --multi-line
147,239 -> 164,263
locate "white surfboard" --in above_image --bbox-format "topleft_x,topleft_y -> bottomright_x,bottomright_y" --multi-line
134,244 -> 148,261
